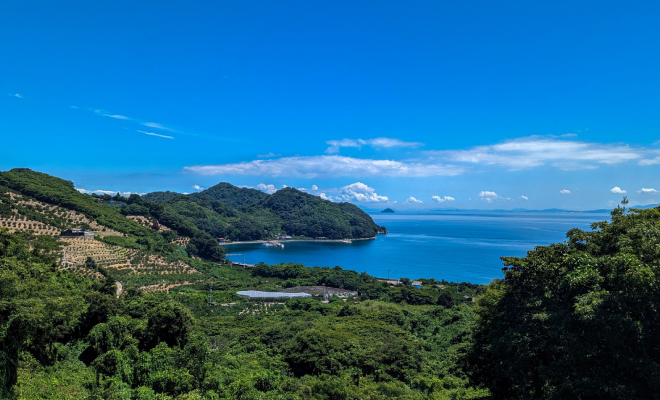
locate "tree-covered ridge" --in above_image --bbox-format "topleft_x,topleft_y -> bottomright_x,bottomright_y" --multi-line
141,191 -> 181,203
139,184 -> 385,241
189,182 -> 269,209
249,188 -> 386,239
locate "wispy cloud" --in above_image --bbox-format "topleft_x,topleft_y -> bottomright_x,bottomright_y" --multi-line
8,93 -> 21,98
105,114 -> 130,120
638,188 -> 658,193
560,189 -> 571,194
311,185 -> 318,191
520,195 -> 529,200
326,137 -> 424,154
257,152 -> 282,158
184,155 -> 463,178
192,185 -> 205,191
427,136 -> 644,171
142,122 -> 178,132
73,107 -> 183,135
431,195 -> 455,203
185,136 -> 660,180
610,187 -> 627,194
137,130 -> 174,140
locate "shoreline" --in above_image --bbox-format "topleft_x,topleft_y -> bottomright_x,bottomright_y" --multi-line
219,237 -> 376,246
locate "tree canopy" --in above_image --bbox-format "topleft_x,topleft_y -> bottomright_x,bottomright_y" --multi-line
466,202 -> 660,399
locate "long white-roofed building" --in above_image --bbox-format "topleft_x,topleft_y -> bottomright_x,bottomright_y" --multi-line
236,290 -> 312,299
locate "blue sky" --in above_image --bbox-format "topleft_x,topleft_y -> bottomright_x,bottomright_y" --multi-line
2,1 -> 660,210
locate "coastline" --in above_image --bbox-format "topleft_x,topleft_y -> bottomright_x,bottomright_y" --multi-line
219,237 -> 377,246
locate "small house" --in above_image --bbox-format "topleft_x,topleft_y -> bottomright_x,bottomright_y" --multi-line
411,280 -> 423,289
218,237 -> 227,243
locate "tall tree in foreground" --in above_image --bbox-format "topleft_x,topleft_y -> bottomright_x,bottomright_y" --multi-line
466,200 -> 660,399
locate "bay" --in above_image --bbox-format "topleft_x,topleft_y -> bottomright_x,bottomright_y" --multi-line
223,211 -> 611,284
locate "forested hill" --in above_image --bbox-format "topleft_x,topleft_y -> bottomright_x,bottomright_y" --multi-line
0,169 -> 385,243
189,182 -> 268,208
140,183 -> 386,241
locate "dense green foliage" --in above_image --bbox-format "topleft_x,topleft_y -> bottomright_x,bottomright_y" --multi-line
7,169 -> 660,399
0,229 -> 487,399
140,183 -> 386,241
466,202 -> 660,399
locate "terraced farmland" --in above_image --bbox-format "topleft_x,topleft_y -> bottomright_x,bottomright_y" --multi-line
60,237 -> 197,278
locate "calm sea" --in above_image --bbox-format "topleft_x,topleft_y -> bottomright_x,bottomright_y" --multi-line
224,211 -> 611,284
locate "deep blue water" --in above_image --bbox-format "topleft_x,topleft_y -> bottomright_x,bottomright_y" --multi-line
224,212 -> 611,284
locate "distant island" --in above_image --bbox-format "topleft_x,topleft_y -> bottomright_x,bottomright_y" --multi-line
381,208 -> 395,213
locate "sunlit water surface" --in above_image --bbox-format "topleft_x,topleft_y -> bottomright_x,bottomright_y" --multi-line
224,212 -> 610,284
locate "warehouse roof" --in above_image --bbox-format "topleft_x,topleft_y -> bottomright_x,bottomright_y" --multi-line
236,290 -> 312,299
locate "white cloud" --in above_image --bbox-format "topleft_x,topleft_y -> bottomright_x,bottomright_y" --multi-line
338,182 -> 388,202
137,130 -> 174,139
479,191 -> 498,198
311,185 -> 318,191
326,137 -> 424,153
610,187 -> 627,194
428,136 -> 644,171
405,196 -> 423,204
478,191 -> 511,203
520,195 -> 529,200
318,182 -> 389,203
257,152 -> 282,158
431,195 -> 455,203
192,185 -> 205,191
76,188 -> 145,196
639,188 -> 658,193
8,93 -> 21,98
184,155 -> 463,178
257,183 -> 277,194
560,189 -> 571,194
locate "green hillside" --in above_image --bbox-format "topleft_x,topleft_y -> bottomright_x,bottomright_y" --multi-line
0,168 -> 226,280
140,183 -> 386,241
2,170 -> 660,399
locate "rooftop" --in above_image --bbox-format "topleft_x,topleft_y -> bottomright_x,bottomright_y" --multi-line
236,290 -> 312,299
